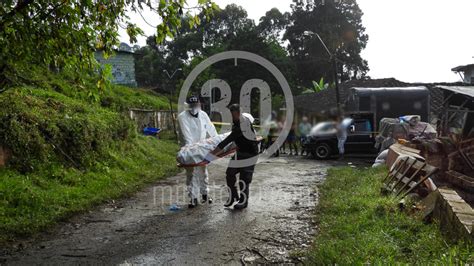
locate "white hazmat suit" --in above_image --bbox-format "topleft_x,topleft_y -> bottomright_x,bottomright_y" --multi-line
178,109 -> 217,201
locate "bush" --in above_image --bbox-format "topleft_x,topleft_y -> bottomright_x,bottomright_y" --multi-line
0,76 -> 179,240
0,88 -> 136,172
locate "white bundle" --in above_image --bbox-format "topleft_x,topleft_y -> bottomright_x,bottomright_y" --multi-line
177,133 -> 235,165
372,149 -> 389,168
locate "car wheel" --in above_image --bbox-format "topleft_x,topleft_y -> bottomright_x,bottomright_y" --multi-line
314,143 -> 332,160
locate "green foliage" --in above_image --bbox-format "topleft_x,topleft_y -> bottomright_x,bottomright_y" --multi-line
285,0 -> 369,87
308,167 -> 473,264
99,86 -> 170,112
135,4 -> 298,101
0,76 -> 172,173
0,136 -> 179,239
0,0 -> 217,89
0,87 -> 135,172
0,74 -> 179,240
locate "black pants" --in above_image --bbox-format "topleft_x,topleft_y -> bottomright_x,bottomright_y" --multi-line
267,136 -> 279,157
226,164 -> 255,203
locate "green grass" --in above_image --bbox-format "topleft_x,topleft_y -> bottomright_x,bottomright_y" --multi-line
308,167 -> 474,265
0,74 -> 180,242
14,66 -> 171,112
0,136 -> 179,241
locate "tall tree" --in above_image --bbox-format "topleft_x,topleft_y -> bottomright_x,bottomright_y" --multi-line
285,0 -> 369,87
0,0 -> 217,91
257,8 -> 290,43
136,5 -> 297,95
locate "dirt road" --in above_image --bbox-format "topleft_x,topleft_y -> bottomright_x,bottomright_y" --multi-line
2,156 -> 357,265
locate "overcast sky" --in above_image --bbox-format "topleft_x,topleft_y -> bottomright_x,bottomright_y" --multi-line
121,0 -> 474,83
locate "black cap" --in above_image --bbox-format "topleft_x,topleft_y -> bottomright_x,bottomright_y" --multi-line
186,95 -> 200,104
229,103 -> 240,112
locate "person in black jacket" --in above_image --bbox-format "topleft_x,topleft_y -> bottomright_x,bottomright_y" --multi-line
206,104 -> 259,210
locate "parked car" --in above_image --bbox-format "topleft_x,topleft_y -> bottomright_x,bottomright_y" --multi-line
303,119 -> 377,159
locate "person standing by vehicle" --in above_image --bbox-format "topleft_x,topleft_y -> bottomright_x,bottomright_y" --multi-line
206,104 -> 259,210
278,115 -> 287,154
287,123 -> 298,155
264,111 -> 279,157
298,116 -> 312,156
336,117 -> 353,159
178,95 -> 217,208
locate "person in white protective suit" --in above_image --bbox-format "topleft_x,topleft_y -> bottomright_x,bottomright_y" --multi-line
178,95 -> 217,208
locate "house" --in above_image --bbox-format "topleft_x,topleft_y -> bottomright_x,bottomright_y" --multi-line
294,78 -> 411,117
95,42 -> 137,87
452,64 -> 474,84
294,78 -> 467,123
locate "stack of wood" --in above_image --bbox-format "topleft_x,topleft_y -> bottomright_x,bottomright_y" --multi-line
447,139 -> 474,193
385,143 -> 424,169
383,144 -> 438,199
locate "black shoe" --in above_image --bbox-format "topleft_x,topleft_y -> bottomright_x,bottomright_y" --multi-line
201,194 -> 213,204
234,201 -> 248,210
224,197 -> 238,208
234,195 -> 248,210
188,198 -> 198,208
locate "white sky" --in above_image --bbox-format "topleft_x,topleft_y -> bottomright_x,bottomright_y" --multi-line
122,0 -> 474,83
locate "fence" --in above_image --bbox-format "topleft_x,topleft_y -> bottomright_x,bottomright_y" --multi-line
128,108 -> 177,133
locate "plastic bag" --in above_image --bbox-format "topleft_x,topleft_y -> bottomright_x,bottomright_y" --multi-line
176,133 -> 235,165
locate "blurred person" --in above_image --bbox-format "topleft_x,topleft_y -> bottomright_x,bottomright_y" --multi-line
298,116 -> 312,156
178,95 -> 217,208
264,111 -> 280,157
287,123 -> 298,155
336,116 -> 353,160
278,115 -> 287,154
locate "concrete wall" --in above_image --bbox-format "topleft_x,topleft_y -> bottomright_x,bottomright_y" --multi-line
95,51 -> 137,87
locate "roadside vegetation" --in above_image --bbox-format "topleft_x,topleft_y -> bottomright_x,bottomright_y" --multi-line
0,73 -> 179,241
308,167 -> 473,264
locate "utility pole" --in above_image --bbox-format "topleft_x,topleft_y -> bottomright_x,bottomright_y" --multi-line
163,68 -> 182,141
303,31 -> 342,117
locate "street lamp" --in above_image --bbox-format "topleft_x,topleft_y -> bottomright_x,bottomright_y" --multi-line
303,31 -> 342,116
163,68 -> 182,140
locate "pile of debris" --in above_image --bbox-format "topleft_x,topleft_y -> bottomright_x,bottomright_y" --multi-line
447,139 -> 474,194
375,115 -> 436,151
374,116 -> 474,243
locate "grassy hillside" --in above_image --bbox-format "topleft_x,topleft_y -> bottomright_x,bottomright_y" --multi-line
0,79 -> 179,241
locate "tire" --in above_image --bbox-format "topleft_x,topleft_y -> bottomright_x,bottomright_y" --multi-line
314,143 -> 332,160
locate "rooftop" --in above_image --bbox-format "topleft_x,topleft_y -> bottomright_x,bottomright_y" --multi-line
435,85 -> 474,98
452,64 -> 474,72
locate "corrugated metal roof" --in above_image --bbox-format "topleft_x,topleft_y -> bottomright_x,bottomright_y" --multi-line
452,64 -> 474,72
294,78 -> 411,114
351,86 -> 428,94
435,85 -> 474,98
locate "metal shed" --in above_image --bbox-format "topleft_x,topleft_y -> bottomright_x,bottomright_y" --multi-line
435,86 -> 474,137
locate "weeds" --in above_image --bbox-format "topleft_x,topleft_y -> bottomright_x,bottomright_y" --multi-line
308,167 -> 473,264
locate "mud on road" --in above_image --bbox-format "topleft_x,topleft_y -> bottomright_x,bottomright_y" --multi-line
1,156 -> 356,265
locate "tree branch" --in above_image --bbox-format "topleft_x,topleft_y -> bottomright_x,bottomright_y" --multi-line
0,0 -> 35,30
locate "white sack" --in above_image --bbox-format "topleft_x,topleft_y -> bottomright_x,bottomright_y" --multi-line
372,149 -> 389,168
177,132 -> 235,164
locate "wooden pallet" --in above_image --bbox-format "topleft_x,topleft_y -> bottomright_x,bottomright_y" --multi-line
382,156 -> 438,199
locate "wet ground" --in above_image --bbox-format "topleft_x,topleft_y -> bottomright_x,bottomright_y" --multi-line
1,156 -> 369,265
